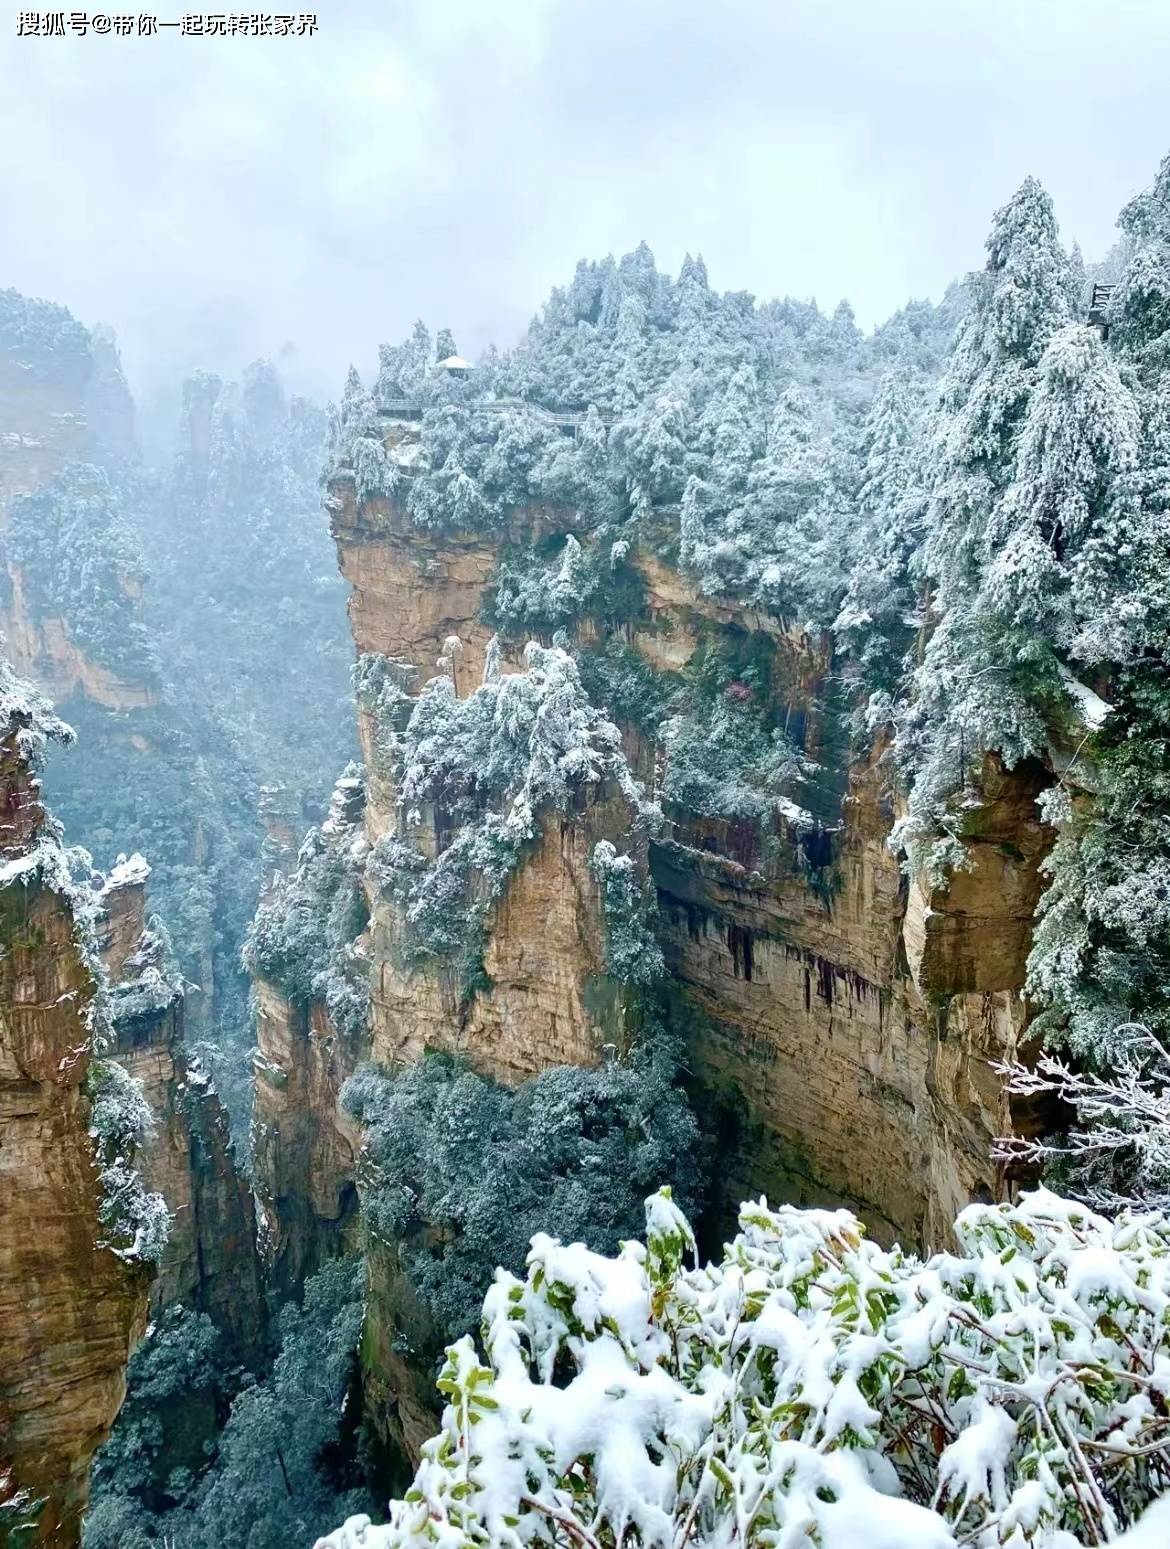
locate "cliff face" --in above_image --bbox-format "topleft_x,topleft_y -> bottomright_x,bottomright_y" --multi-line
652,738 -> 1045,1246
98,857 -> 266,1359
252,975 -> 363,1294
0,302 -> 152,715
251,417 -> 1049,1472
0,348 -> 90,517
0,685 -> 151,1548
327,447 -> 1041,1243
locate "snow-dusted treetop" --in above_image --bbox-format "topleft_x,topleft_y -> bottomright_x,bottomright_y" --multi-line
318,1186 -> 1170,1549
0,648 -> 74,770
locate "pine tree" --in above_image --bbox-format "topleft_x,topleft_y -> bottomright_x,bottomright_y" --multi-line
834,368 -> 929,697
926,177 -> 1073,610
1021,151 -> 1170,1066
893,178 -> 1078,872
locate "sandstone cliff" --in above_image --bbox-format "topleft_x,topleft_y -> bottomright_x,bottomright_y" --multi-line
250,775 -> 369,1295
0,293 -> 153,715
0,669 -> 152,1549
250,410 -> 1050,1474
98,855 -> 266,1360
328,434 -> 1041,1239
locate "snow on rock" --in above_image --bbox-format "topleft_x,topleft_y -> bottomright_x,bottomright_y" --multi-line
100,850 -> 152,892
1058,663 -> 1113,731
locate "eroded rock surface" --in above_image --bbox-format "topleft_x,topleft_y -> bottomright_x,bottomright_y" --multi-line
0,684 -> 151,1548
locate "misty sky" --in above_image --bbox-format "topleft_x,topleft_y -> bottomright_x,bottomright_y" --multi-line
2,0 -> 1169,415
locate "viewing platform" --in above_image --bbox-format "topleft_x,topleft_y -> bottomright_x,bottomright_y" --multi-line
377,397 -> 614,436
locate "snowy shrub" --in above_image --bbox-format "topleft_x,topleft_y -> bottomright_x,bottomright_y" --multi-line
576,637 -> 679,735
365,642 -> 654,987
661,691 -> 808,825
994,1023 -> 1170,1214
482,531 -> 644,636
590,839 -> 664,984
482,533 -> 596,630
319,1186 -> 1170,1549
341,1041 -> 701,1346
333,366 -> 400,500
85,1057 -> 169,1264
244,769 -> 370,1035
5,462 -> 156,679
1023,657 -> 1170,1063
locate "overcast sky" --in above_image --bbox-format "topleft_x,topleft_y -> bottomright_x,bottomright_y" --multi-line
2,0 -> 1168,418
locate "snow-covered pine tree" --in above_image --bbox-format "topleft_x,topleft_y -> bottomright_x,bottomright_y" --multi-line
892,178 -> 1080,874
1022,152 -> 1170,1066
834,366 -> 929,699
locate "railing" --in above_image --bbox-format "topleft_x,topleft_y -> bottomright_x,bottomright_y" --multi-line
376,397 -> 613,432
1088,282 -> 1117,327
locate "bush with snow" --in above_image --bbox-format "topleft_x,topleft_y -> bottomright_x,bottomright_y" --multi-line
85,1056 -> 169,1265
364,641 -> 656,990
319,1186 -> 1170,1549
244,766 -> 371,1036
589,839 -> 665,985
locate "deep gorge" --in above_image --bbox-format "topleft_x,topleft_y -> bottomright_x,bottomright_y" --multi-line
2,144 -> 1170,1548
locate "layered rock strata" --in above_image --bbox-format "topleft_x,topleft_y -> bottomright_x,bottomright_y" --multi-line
98,855 -> 266,1358
253,415 -> 1049,1469
0,678 -> 151,1548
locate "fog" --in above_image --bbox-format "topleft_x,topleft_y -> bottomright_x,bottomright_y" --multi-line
2,0 -> 1168,415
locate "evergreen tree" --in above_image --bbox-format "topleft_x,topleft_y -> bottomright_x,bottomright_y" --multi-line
1022,150 -> 1170,1062
834,368 -> 929,699
893,178 -> 1078,872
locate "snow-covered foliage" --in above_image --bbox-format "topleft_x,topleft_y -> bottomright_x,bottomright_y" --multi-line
328,248 -> 952,600
319,1186 -> 1170,1549
363,641 -> 654,986
88,1260 -> 373,1549
5,462 -> 156,679
833,366 -> 931,705
0,647 -> 74,766
881,155 -> 1170,1092
482,532 -> 645,635
341,1041 -> 701,1345
244,766 -> 370,1036
994,1024 -> 1170,1214
589,840 -> 664,984
106,922 -> 183,1026
661,689 -> 810,825
85,1056 -> 169,1264
1014,156 -> 1170,1063
890,178 -> 1111,878
0,284 -> 91,378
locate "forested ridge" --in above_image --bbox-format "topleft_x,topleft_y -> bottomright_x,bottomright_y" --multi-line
4,144 -> 1170,1549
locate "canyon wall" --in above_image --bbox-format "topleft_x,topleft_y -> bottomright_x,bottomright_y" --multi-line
251,415 -> 1046,1471
98,856 -> 266,1359
328,437 -> 1039,1244
0,683 -> 152,1549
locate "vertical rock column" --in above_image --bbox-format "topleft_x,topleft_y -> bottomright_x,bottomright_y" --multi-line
0,676 -> 152,1548
98,855 -> 267,1361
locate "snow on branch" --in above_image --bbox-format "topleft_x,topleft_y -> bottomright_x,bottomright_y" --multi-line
317,1184 -> 1170,1549
993,1022 -> 1170,1214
